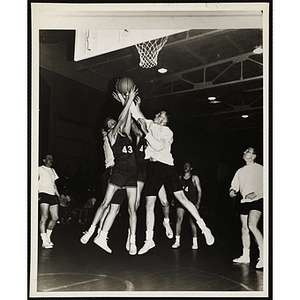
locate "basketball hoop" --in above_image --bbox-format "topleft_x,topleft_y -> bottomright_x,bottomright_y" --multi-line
135,36 -> 168,69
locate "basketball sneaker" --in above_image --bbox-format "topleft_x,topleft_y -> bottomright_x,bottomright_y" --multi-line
172,241 -> 180,249
94,235 -> 112,254
163,219 -> 174,239
125,229 -> 130,251
192,239 -> 198,250
138,239 -> 155,255
201,228 -> 215,246
129,243 -> 137,255
80,229 -> 94,244
233,255 -> 250,263
256,258 -> 263,269
128,235 -> 137,255
42,240 -> 53,249
47,237 -> 54,246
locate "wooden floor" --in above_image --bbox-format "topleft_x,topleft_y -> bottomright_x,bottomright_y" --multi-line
35,204 -> 266,296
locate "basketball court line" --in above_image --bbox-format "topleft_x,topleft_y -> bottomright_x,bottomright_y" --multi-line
38,273 -> 135,292
42,278 -> 100,292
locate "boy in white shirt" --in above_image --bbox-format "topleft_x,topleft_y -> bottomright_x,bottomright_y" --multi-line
229,147 -> 264,269
38,154 -> 60,248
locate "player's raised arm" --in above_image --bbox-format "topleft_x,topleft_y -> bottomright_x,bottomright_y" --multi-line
108,86 -> 138,145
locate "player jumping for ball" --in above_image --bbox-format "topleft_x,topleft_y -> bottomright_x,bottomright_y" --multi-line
112,88 -> 174,251
80,86 -> 139,255
121,98 -> 215,254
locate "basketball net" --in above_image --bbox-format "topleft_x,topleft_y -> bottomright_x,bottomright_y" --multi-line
135,36 -> 168,69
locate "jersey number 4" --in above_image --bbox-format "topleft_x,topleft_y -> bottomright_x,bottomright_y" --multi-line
184,186 -> 189,192
122,145 -> 133,154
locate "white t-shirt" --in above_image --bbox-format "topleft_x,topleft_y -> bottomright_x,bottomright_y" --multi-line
103,135 -> 114,168
144,120 -> 174,166
230,162 -> 263,202
38,165 -> 59,195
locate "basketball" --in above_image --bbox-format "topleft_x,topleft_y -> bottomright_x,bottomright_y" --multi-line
117,77 -> 135,94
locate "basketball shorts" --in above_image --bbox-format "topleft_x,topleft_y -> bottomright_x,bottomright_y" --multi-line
39,193 -> 59,206
137,160 -> 148,182
144,161 -> 182,197
239,198 -> 263,215
110,188 -> 127,205
109,165 -> 137,188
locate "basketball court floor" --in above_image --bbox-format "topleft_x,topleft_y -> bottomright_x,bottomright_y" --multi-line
35,204 -> 265,296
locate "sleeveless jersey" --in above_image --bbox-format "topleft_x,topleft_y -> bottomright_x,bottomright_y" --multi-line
111,133 -> 136,169
180,176 -> 197,203
136,136 -> 147,163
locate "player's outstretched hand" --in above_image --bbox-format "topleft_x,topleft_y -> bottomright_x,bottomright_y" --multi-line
137,118 -> 148,135
229,189 -> 237,198
134,95 -> 141,106
101,128 -> 108,138
112,91 -> 126,106
128,86 -> 139,102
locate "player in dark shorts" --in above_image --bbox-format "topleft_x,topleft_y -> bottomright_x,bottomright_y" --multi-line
38,154 -> 61,248
229,147 -> 264,269
124,122 -> 173,250
172,162 -> 202,250
80,86 -> 139,255
135,111 -> 215,255
111,93 -> 174,251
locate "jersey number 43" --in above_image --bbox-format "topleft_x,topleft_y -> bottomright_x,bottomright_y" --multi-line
122,145 -> 133,153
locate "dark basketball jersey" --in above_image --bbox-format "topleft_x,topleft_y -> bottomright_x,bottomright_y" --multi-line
111,133 -> 136,169
135,136 -> 147,163
180,176 -> 197,202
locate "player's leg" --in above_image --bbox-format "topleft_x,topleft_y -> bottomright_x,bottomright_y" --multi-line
48,204 -> 59,230
189,216 -> 198,249
47,204 -> 59,246
80,183 -> 119,244
94,204 -> 120,253
126,180 -> 144,251
158,185 -> 173,239
248,209 -> 263,268
233,214 -> 251,263
39,203 -> 52,248
172,207 -> 184,248
173,190 -> 215,245
127,187 -> 138,255
39,203 -> 49,234
97,205 -> 110,232
135,180 -> 144,211
138,195 -> 157,255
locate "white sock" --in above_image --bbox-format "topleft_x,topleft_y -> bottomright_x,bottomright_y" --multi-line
99,230 -> 108,239
46,229 -> 52,238
89,225 -> 96,233
130,234 -> 136,244
40,233 -> 47,241
146,231 -> 154,241
243,248 -> 250,257
163,218 -> 170,224
175,235 -> 180,243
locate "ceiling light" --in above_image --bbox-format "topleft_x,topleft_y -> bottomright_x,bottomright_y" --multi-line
241,114 -> 249,118
208,96 -> 216,101
253,46 -> 263,54
158,67 -> 168,74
